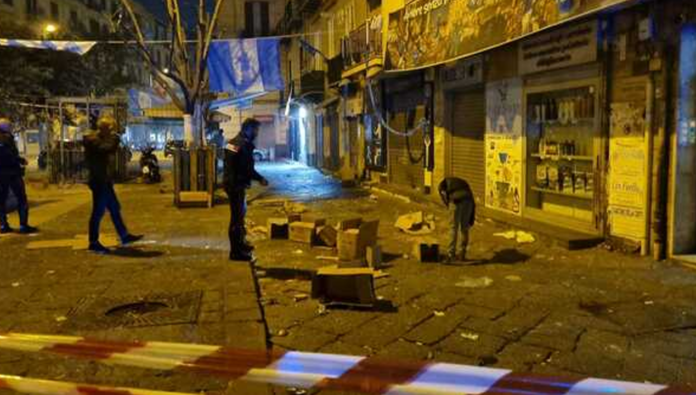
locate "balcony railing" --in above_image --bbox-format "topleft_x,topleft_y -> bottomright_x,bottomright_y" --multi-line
342,17 -> 383,70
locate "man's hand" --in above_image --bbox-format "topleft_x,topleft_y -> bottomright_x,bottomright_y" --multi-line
259,178 -> 269,187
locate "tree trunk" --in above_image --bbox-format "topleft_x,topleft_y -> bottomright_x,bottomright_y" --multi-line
184,114 -> 197,146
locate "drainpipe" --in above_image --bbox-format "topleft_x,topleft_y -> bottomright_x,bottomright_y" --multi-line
651,48 -> 672,261
643,73 -> 655,256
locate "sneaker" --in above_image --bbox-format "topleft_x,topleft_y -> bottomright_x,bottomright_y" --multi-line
121,234 -> 144,246
442,254 -> 457,264
19,225 -> 39,234
229,251 -> 253,262
88,243 -> 111,255
0,225 -> 13,234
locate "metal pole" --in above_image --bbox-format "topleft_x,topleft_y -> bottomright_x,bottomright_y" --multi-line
59,99 -> 64,184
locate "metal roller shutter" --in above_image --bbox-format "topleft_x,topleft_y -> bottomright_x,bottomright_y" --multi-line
388,109 -> 425,189
450,89 -> 485,203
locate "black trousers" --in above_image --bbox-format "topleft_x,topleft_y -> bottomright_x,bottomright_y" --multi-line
0,175 -> 29,228
227,188 -> 247,254
88,181 -> 128,244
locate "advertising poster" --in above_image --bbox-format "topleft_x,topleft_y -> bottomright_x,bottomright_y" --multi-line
385,0 -> 632,71
485,79 -> 523,214
609,101 -> 647,241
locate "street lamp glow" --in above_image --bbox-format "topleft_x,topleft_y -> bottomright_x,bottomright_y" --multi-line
44,24 -> 58,34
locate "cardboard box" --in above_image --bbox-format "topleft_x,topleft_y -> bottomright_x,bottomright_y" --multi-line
290,222 -> 317,244
287,213 -> 302,223
359,220 -> 380,247
414,243 -> 439,263
338,217 -> 363,231
301,214 -> 327,227
366,245 -> 382,268
316,225 -> 337,247
267,218 -> 289,239
337,229 -> 361,260
312,266 -> 376,307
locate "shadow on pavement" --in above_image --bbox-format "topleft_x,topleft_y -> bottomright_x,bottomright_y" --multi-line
441,248 -> 530,266
111,247 -> 165,258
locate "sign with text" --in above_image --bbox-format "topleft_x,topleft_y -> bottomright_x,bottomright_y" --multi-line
519,20 -> 598,74
385,0 -> 632,71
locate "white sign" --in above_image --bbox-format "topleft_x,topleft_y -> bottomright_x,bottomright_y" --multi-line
520,20 -> 598,74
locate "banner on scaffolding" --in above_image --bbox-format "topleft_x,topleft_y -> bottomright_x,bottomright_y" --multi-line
208,39 -> 285,98
0,39 -> 96,55
385,0 -> 634,71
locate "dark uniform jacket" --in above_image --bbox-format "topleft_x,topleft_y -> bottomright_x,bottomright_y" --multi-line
84,132 -> 120,184
438,177 -> 476,226
0,132 -> 25,178
223,134 -> 265,191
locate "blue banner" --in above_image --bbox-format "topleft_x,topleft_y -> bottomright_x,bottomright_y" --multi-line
208,39 -> 285,96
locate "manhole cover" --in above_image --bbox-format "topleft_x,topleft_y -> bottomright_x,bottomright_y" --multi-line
65,291 -> 202,330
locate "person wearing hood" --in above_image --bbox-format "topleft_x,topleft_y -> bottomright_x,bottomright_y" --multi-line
438,177 -> 476,263
0,118 -> 37,234
223,118 -> 269,261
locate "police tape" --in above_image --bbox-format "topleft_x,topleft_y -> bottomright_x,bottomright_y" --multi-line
0,333 -> 691,395
0,374 -> 196,395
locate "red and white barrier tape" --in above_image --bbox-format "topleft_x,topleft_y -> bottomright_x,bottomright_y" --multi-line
0,374 -> 196,395
0,333 -> 692,395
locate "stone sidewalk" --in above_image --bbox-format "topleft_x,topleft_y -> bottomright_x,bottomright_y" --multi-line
0,178 -> 273,394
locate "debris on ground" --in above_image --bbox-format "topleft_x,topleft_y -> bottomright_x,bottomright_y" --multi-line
316,256 -> 339,261
455,276 -> 493,289
293,249 -> 304,255
494,230 -> 536,244
11,282 -> 20,287
276,329 -> 288,337
293,293 -> 309,302
505,275 -> 523,282
369,194 -> 378,201
460,332 -> 480,341
394,211 -> 436,235
254,198 -> 287,207
55,316 -> 67,322
434,310 -> 445,317
250,226 -> 268,235
283,201 -> 308,214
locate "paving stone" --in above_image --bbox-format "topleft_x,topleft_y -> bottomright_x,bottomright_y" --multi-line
433,352 -> 480,366
318,340 -> 372,357
411,289 -> 465,310
376,339 -> 430,361
304,309 -> 380,336
272,327 -> 338,351
436,328 -> 508,358
491,306 -> 549,340
520,315 -> 586,351
340,305 -> 432,348
403,314 -> 463,345
495,342 -> 552,371
633,331 -> 696,360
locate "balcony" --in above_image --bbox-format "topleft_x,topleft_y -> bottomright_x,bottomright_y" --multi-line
300,70 -> 325,98
278,0 -> 322,34
327,55 -> 344,86
342,19 -> 382,70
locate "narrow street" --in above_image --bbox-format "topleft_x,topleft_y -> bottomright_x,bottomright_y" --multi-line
4,162 -> 696,393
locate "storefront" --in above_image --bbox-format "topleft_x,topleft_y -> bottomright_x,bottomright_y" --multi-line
384,73 -> 431,190
442,56 -> 486,205
519,19 -> 605,234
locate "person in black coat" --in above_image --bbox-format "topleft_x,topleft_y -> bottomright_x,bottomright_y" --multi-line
438,177 -> 476,262
0,118 -> 37,234
83,115 -> 142,254
224,118 -> 269,261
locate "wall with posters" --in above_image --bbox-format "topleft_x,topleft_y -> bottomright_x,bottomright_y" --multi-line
485,78 -> 523,214
608,78 -> 648,242
385,0 -> 633,71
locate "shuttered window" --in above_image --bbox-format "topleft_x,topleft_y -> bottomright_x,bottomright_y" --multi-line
450,89 -> 486,204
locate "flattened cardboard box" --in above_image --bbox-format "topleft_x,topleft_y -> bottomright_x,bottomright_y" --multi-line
311,266 -> 376,307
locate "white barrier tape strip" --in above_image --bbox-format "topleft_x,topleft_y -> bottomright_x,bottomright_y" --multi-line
0,333 -> 691,395
0,374 -> 196,395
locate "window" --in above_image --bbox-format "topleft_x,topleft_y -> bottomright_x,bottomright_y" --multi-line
244,1 -> 269,37
50,2 -> 58,19
89,19 -> 99,35
25,0 -> 37,15
100,0 -> 106,11
70,9 -> 78,26
2,0 -> 13,7
327,17 -> 335,58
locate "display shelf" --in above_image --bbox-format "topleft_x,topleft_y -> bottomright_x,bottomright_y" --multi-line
531,118 -> 596,126
531,186 -> 593,200
531,153 -> 593,161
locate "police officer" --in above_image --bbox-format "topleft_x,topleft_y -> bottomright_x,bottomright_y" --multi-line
438,177 -> 476,263
0,118 -> 37,234
83,115 -> 142,253
224,118 -> 269,261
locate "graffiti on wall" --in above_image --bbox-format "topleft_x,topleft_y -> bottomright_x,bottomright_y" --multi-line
385,0 -> 632,70
609,100 -> 647,241
485,78 -> 523,214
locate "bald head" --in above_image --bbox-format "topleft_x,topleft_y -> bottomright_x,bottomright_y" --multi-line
0,118 -> 12,134
96,115 -> 117,134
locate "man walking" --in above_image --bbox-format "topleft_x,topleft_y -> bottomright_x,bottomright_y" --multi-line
83,115 -> 142,254
0,118 -> 37,234
224,118 -> 269,261
438,177 -> 476,263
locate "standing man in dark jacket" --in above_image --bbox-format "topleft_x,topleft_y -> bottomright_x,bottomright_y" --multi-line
83,115 -> 142,254
0,118 -> 37,234
224,118 -> 269,261
438,177 -> 476,262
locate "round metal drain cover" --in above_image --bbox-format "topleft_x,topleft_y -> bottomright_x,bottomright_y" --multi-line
106,301 -> 169,319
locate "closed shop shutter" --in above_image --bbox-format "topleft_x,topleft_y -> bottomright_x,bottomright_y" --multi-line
388,107 -> 425,188
450,89 -> 485,203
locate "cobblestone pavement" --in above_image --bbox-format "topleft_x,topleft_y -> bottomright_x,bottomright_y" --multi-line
4,162 -> 696,395
0,175 -> 273,394
244,163 -> 696,392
